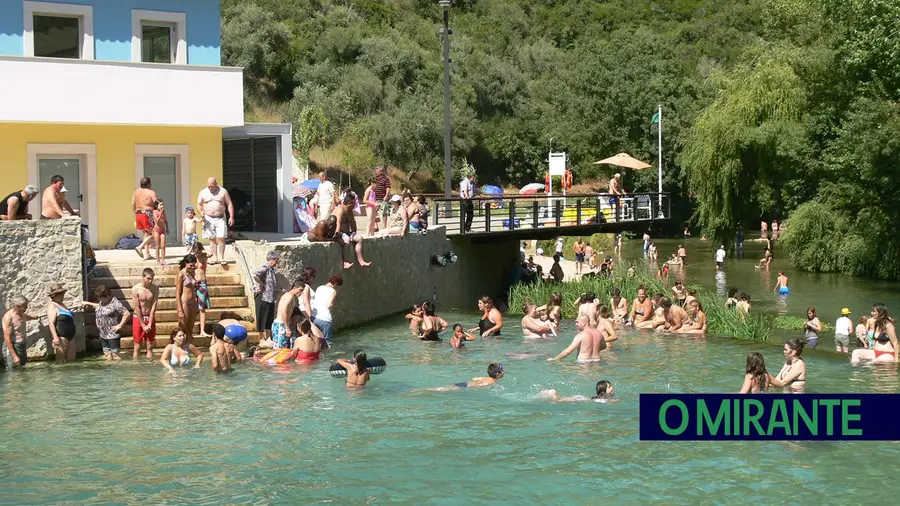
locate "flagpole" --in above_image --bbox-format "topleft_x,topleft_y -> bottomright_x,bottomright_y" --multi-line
657,104 -> 664,217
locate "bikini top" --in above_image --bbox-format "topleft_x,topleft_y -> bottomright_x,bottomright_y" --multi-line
183,272 -> 196,288
170,344 -> 191,365
876,331 -> 891,344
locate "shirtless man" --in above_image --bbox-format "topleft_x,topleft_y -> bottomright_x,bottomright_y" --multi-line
608,173 -> 623,214
130,268 -> 159,359
209,323 -> 241,372
332,192 -> 371,269
40,175 -> 71,220
775,272 -> 789,295
577,292 -> 600,328
573,238 -> 586,275
197,177 -> 234,265
2,296 -> 38,369
596,307 -> 619,346
629,287 -> 653,327
660,297 -> 689,331
131,177 -> 158,260
0,185 -> 39,220
548,315 -> 607,362
307,215 -> 337,242
272,279 -> 305,350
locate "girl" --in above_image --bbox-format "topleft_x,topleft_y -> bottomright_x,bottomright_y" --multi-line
851,304 -> 898,364
82,285 -> 130,360
768,338 -> 807,393
450,324 -> 476,349
336,349 -> 370,388
803,306 -> 822,349
160,327 -> 203,373
736,293 -> 751,316
363,178 -> 378,236
405,304 -> 424,336
152,199 -> 168,265
679,300 -> 707,336
739,352 -> 770,393
725,288 -> 739,308
183,205 -> 200,247
175,254 -> 199,344
192,244 -> 212,338
609,288 -> 628,324
855,316 -> 869,348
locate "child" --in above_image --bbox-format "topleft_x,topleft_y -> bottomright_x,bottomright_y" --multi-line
82,285 -> 131,360
192,243 -> 212,337
152,199 -> 168,265
538,310 -> 558,336
450,324 -> 476,349
336,349 -> 371,388
209,324 -> 241,372
405,304 -> 424,336
435,363 -> 503,390
183,206 -> 200,247
539,380 -> 616,403
738,352 -> 770,393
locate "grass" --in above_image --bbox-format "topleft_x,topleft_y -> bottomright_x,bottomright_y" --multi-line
508,261 -> 773,342
773,315 -> 833,333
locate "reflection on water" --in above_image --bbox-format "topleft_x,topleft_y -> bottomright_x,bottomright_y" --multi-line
1,315 -> 898,504
715,270 -> 727,297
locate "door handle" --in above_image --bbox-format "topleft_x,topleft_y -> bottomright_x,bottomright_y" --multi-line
78,194 -> 83,202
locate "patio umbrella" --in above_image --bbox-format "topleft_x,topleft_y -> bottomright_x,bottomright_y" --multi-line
301,179 -> 321,190
520,182 -> 545,195
481,185 -> 503,195
593,152 -> 652,169
293,182 -> 312,199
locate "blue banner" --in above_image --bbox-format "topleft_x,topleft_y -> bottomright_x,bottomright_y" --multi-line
639,394 -> 900,441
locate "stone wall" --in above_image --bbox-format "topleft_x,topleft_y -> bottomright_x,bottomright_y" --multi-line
235,228 -> 517,330
0,217 -> 85,359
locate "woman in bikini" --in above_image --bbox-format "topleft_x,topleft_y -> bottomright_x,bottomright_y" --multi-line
521,301 -> 555,338
160,327 -> 203,373
768,338 -> 807,393
470,296 -> 503,337
851,303 -> 898,364
175,254 -> 199,344
420,301 -> 449,341
292,318 -> 322,363
191,244 -> 212,338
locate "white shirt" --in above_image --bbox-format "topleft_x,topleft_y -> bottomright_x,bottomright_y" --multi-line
317,180 -> 335,207
312,285 -> 335,322
715,248 -> 726,262
835,316 -> 853,336
555,239 -> 564,254
643,233 -> 650,242
459,178 -> 473,199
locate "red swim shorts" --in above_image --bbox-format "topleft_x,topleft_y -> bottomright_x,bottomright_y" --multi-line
132,316 -> 156,344
134,211 -> 154,231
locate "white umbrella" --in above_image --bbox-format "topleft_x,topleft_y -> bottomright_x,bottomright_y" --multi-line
520,182 -> 545,195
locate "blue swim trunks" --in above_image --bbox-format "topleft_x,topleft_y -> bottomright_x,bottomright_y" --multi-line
271,320 -> 290,349
778,287 -> 789,295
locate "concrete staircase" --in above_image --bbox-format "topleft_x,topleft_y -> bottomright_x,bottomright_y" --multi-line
85,262 -> 257,349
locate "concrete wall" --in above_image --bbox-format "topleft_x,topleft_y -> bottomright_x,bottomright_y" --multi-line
0,217 -> 85,359
235,228 -> 517,330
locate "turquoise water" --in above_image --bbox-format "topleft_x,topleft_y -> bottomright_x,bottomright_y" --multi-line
2,314 -> 899,504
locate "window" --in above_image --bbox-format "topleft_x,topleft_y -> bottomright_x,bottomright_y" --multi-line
141,23 -> 173,63
33,15 -> 80,58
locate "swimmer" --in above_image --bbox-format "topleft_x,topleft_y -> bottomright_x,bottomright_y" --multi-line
768,338 -> 807,393
684,289 -> 697,308
336,349 -> 371,388
535,292 -> 563,324
406,304 -> 424,337
209,323 -> 241,372
629,286 -> 653,327
547,315 -> 606,362
678,300 -> 707,336
420,301 -> 448,341
430,363 -> 504,390
596,306 -> 619,345
736,293 -> 751,317
774,271 -> 789,295
855,316 -> 869,349
659,297 -> 688,331
538,310 -> 557,336
450,324 -> 476,349
292,318 -> 322,362
160,328 -> 203,373
538,380 -> 616,403
738,352 -> 770,393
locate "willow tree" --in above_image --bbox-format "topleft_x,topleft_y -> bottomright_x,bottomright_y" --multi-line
679,46 -> 808,245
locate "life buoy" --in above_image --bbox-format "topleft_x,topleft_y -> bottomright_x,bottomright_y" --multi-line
329,357 -> 387,377
545,173 -> 551,193
563,170 -> 573,190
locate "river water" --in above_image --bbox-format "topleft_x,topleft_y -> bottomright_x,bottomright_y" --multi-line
1,313 -> 898,504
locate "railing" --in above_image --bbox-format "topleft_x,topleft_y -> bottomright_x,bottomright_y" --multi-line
431,193 -> 670,235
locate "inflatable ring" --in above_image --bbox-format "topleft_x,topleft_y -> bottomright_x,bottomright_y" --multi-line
260,348 -> 294,365
329,357 -> 387,377
225,324 -> 248,344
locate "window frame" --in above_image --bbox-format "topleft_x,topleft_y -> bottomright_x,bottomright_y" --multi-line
131,10 -> 187,65
23,1 -> 94,60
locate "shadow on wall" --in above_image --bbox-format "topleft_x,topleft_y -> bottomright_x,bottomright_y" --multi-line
234,228 -> 518,331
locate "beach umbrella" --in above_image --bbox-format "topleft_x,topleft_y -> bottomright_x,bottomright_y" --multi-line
293,182 -> 312,199
520,182 -> 545,195
301,179 -> 321,190
592,152 -> 652,170
481,185 -> 503,195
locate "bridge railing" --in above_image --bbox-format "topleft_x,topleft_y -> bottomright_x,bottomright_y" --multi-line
431,192 -> 670,235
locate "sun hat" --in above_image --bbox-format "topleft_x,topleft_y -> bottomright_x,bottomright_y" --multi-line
841,308 -> 851,315
390,195 -> 402,203
47,282 -> 67,297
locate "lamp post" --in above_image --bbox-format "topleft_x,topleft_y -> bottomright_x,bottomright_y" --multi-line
439,0 -> 452,199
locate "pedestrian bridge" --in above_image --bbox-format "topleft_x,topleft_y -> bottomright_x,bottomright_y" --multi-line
431,192 -> 670,241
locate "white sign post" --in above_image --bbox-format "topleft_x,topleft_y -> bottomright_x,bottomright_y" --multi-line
547,151 -> 567,218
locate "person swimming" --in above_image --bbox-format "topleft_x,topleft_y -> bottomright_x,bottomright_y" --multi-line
336,349 -> 371,388
738,352 -> 770,393
538,380 -> 616,403
430,363 -> 504,391
450,324 -> 476,349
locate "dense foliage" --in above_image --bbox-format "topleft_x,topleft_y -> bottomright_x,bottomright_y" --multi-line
222,0 -> 900,278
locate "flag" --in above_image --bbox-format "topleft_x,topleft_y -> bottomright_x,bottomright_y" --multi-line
651,111 -> 660,125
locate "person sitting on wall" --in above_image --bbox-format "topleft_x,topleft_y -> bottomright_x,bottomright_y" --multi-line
41,175 -> 74,220
307,215 -> 338,242
331,192 -> 372,270
0,185 -> 39,220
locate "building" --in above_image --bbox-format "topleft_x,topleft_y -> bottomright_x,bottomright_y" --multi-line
0,0 -> 244,246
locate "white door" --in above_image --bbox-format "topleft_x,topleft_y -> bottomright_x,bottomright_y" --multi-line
143,156 -> 178,244
39,157 -> 83,217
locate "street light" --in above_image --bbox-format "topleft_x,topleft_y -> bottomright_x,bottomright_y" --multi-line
439,0 -> 452,200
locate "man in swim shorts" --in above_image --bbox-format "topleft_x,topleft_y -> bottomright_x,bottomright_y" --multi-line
131,177 -> 158,260
547,315 -> 606,362
197,177 -> 234,265
774,272 -> 789,295
130,268 -> 158,360
573,238 -> 586,275
272,278 -> 305,349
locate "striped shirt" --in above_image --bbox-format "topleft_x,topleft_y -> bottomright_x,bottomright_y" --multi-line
373,174 -> 391,200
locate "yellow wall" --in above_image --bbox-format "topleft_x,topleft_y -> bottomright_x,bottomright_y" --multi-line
0,124 -> 222,247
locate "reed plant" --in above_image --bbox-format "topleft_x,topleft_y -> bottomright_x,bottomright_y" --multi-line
509,260 -> 773,341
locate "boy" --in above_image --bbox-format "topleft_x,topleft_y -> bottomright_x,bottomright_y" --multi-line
450,324 -> 477,349
210,324 -> 242,372
431,363 -> 504,390
183,206 -> 201,247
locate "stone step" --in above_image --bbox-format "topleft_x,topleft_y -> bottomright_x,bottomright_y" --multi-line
85,319 -> 256,339
99,285 -> 246,300
85,296 -> 248,311
93,262 -> 236,277
89,273 -> 243,289
115,330 -> 264,350
85,307 -> 252,327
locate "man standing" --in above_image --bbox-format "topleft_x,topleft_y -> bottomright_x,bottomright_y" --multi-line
715,245 -> 726,271
459,173 -> 475,233
774,272 -> 789,295
132,177 -> 158,260
573,238 -> 586,275
608,173 -> 624,218
273,279 -> 305,350
2,296 -> 37,369
332,192 -> 372,269
0,185 -> 39,220
40,175 -> 70,219
130,268 -> 159,360
555,237 -> 564,256
547,315 -> 606,362
373,166 -> 391,230
197,177 -> 234,265
315,172 -> 336,222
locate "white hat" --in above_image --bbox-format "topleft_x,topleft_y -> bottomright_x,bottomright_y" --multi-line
60,186 -> 68,193
390,194 -> 402,203
614,173 -> 621,178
